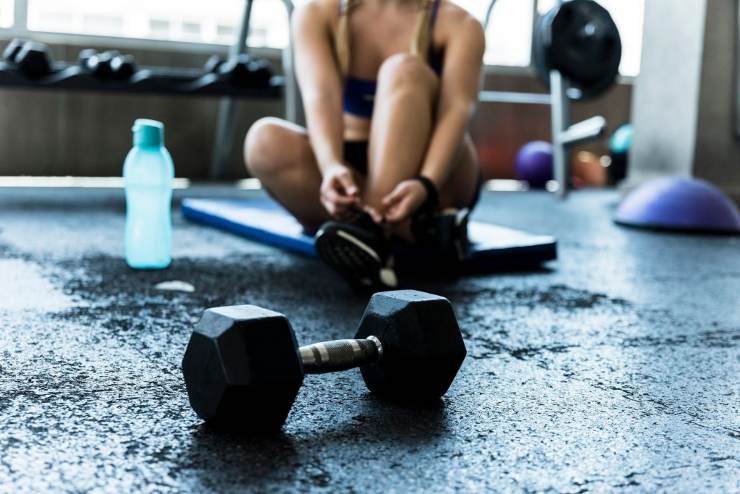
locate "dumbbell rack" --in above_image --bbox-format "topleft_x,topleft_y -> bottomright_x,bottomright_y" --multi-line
0,0 -> 299,179
0,60 -> 284,97
477,0 -> 608,199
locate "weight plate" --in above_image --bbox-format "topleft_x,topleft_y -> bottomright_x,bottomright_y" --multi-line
533,0 -> 622,100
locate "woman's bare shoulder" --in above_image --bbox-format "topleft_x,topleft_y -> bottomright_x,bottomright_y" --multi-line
437,1 -> 484,30
294,0 -> 342,22
436,2 -> 485,44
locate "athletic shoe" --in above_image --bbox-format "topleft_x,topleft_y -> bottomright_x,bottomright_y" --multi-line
315,211 -> 398,291
411,208 -> 471,261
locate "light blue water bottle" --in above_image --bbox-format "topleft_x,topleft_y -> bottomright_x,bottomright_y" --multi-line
124,119 -> 174,269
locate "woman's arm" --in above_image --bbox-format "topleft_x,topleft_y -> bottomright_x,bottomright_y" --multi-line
292,1 -> 345,173
293,1 -> 362,217
419,13 -> 485,189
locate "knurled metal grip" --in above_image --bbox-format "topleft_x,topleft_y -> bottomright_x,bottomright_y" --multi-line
299,336 -> 383,374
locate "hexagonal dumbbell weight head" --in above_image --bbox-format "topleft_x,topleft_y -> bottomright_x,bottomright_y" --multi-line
15,41 -> 53,78
355,290 -> 466,402
3,38 -> 29,63
182,290 -> 466,433
182,305 -> 304,433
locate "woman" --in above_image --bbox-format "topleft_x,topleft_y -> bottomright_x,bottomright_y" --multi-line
244,0 -> 485,290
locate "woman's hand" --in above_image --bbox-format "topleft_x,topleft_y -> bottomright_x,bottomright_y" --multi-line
381,179 -> 429,224
320,163 -> 361,218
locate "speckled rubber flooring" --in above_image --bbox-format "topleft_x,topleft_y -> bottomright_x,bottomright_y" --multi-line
0,187 -> 737,493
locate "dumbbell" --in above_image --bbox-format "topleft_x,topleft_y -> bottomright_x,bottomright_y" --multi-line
79,49 -> 137,80
3,39 -> 53,78
247,57 -> 273,88
182,290 -> 466,433
3,38 -> 28,63
110,54 -> 137,79
203,54 -> 224,74
216,53 -> 251,86
216,53 -> 274,89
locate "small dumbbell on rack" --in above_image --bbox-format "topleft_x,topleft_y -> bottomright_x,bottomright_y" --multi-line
182,290 -> 467,433
2,38 -> 53,78
203,53 -> 274,89
79,49 -> 137,81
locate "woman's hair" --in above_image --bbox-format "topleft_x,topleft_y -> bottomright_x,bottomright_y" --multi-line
335,0 -> 435,76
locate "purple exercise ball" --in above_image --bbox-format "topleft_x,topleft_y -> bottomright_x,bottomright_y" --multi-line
615,177 -> 740,233
515,141 -> 553,188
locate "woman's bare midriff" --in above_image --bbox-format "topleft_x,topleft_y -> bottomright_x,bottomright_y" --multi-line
343,113 -> 372,141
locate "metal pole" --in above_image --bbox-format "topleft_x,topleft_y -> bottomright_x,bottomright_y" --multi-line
209,0 -> 253,179
280,0 -> 303,124
549,0 -> 568,198
550,69 -> 570,198
13,0 -> 29,31
482,0 -> 499,31
478,90 -> 551,105
735,0 -> 740,138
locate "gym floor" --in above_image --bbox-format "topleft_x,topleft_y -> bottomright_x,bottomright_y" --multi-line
0,186 -> 737,492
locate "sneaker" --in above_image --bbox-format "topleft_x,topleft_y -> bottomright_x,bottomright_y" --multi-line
410,208 -> 471,261
315,211 -> 398,291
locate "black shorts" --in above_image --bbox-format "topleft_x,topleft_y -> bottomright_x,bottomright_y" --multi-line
342,140 -> 483,210
343,140 -> 370,176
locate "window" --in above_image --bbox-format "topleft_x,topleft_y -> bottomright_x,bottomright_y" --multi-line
148,19 -> 171,39
0,0 -> 13,28
537,0 -> 644,76
82,15 -> 124,36
246,1 -> 289,49
24,0 -> 290,48
455,0 -> 535,67
216,24 -> 236,41
181,22 -> 202,41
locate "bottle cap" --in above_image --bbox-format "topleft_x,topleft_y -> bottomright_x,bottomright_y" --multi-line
132,119 -> 164,147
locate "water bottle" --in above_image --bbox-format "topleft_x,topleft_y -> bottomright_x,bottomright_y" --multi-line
124,119 -> 174,269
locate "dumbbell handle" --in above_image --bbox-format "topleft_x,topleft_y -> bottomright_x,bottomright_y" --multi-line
299,336 -> 383,374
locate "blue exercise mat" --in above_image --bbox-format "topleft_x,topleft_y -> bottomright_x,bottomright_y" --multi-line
181,198 -> 557,273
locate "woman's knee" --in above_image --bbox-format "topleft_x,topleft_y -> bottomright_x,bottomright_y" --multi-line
244,117 -> 294,177
377,53 -> 438,93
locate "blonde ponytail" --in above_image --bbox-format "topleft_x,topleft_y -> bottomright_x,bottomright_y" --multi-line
410,0 -> 434,58
335,0 -> 358,76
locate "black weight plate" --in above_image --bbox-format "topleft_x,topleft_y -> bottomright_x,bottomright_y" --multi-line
533,0 -> 621,100
550,0 -> 621,83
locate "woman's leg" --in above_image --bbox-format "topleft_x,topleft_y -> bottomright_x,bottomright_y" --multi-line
365,54 -> 479,214
243,117 -> 329,233
364,54 -> 437,209
438,135 -> 480,209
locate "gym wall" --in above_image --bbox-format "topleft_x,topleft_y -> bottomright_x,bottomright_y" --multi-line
628,0 -> 740,199
0,41 -> 633,179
